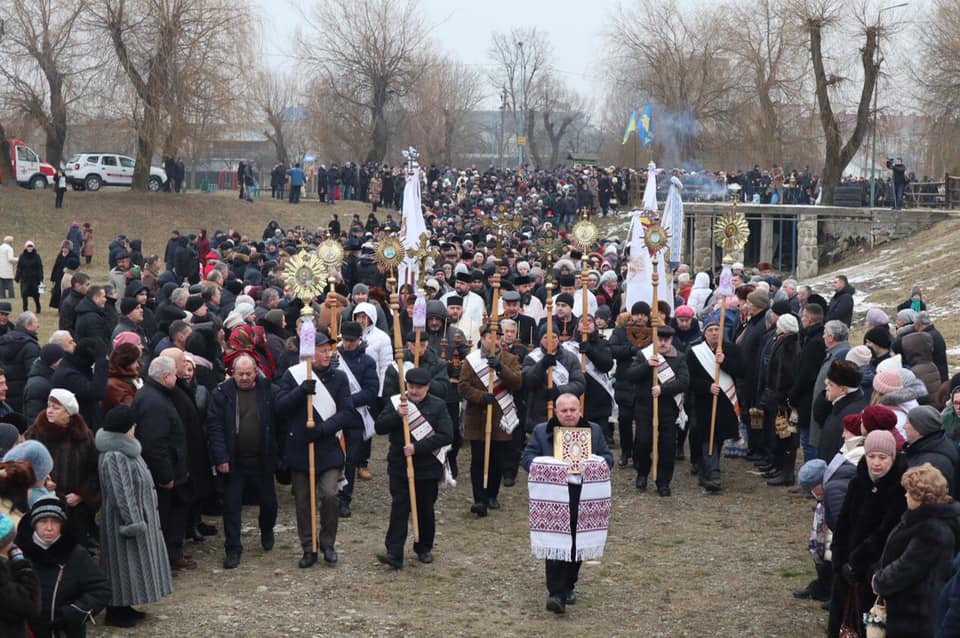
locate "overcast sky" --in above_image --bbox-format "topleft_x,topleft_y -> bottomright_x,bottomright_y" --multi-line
251,0 -> 609,107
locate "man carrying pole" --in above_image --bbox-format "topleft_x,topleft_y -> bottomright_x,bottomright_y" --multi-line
460,322 -> 523,517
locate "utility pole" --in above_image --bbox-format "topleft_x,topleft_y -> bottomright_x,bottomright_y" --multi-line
518,41 -> 525,168
498,88 -> 507,166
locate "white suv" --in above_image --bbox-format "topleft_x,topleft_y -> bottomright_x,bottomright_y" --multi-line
64,153 -> 167,192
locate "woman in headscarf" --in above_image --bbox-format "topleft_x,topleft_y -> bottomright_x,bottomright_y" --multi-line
224,324 -> 276,380
102,343 -> 143,413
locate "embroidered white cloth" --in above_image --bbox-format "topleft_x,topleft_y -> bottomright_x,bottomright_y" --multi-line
465,350 -> 519,434
527,348 -> 569,385
389,394 -> 456,487
337,357 -> 375,440
561,340 -> 615,411
640,344 -> 688,430
691,342 -> 739,415
528,455 -> 611,562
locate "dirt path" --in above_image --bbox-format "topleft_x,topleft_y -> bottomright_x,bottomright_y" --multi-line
89,445 -> 824,637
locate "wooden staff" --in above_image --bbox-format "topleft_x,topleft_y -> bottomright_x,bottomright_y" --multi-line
579,261 -> 589,412
327,276 -> 346,456
483,272 -> 501,490
440,317 -> 448,364
301,313 -> 318,554
708,294 -> 728,456
389,278 -> 419,542
650,253 -> 661,483
545,282 -> 555,420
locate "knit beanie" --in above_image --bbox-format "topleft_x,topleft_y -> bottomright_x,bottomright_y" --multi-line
120,297 -> 140,316
112,331 -> 142,351
675,305 -> 695,319
798,459 -> 827,490
40,344 -> 65,367
776,314 -> 799,335
861,405 -> 898,433
876,354 -> 902,373
864,430 -> 897,458
263,309 -> 285,328
747,289 -> 769,310
865,308 -> 890,328
0,423 -> 19,454
102,405 -> 136,434
843,413 -> 863,437
873,369 -> 904,395
907,405 -> 943,437
29,496 -> 67,528
0,512 -> 14,552
48,388 -> 79,416
864,326 -> 892,350
2,441 -> 53,486
897,309 -> 916,325
845,345 -> 872,368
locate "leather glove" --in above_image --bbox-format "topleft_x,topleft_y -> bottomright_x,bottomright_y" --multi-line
300,379 -> 317,395
580,340 -> 592,355
546,387 -> 561,401
542,353 -> 557,368
840,563 -> 857,585
483,393 -> 497,406
487,357 -> 502,372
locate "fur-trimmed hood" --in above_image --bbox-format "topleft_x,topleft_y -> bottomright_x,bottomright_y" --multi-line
94,429 -> 142,457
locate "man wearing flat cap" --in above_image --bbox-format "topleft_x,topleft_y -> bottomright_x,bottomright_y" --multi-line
375,367 -> 454,569
274,331 -> 354,569
501,290 -> 538,348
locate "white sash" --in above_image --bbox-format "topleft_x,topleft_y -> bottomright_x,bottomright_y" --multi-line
528,348 -> 569,386
561,340 -> 615,412
640,344 -> 688,430
389,394 -> 455,486
288,361 -> 336,420
692,342 -> 739,415
465,350 -> 519,434
337,357 -> 376,440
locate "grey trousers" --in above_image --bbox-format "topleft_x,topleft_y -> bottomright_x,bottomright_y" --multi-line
292,468 -> 340,552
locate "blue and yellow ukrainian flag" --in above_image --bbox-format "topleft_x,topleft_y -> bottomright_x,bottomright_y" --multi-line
622,111 -> 638,145
639,104 -> 653,148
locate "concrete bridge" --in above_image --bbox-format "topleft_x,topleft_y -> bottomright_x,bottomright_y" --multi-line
678,203 -> 950,279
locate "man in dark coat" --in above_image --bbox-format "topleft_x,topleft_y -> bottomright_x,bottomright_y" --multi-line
133,355 -> 192,570
274,333 -> 354,569
903,405 -> 960,496
812,360 -> 868,462
736,289 -> 769,459
206,354 -> 279,569
172,236 -> 198,285
335,321 -> 379,519
607,301 -> 650,466
686,317 -> 744,492
521,394 -> 613,614
0,312 -> 41,413
570,319 -> 615,441
790,303 -> 826,463
22,344 -> 63,423
72,286 -> 111,351
625,325 -> 689,496
911,312 -> 948,382
521,326 -> 586,429
58,273 -> 91,332
50,338 -> 108,432
825,275 -> 855,327
374,367 -> 453,569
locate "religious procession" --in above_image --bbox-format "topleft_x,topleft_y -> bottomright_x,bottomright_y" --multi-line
0,151 -> 957,638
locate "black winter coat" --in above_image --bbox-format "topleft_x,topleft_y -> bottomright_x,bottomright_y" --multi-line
14,250 -> 43,297
608,325 -> 642,405
50,351 -> 108,432
72,298 -> 111,350
0,328 -> 40,413
760,332 -> 799,412
826,283 -> 855,327
823,459 -> 857,531
789,322 -> 825,431
625,347 -> 689,429
22,358 -> 54,424
170,380 -> 212,500
274,363 -> 354,474
873,501 -> 960,638
813,389 -> 868,461
133,378 -> 189,486
0,557 -> 40,638
521,417 -> 614,472
904,431 -> 960,496
576,335 -> 615,422
735,311 -> 767,409
58,289 -> 84,331
521,347 -> 587,428
686,340 -> 744,442
206,376 -> 279,472
17,531 -> 110,638
375,392 -> 452,481
382,349 -> 450,402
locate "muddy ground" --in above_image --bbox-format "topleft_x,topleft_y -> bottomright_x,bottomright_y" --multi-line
89,443 -> 824,637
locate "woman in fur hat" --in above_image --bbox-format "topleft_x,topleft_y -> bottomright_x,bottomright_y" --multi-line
23,390 -> 100,546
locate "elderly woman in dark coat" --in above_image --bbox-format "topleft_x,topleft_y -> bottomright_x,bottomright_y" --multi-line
871,463 -> 960,638
95,406 -> 172,627
14,241 -> 43,314
23,389 -> 100,546
828,430 -> 907,638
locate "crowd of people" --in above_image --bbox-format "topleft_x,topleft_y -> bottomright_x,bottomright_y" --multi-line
0,175 -> 957,635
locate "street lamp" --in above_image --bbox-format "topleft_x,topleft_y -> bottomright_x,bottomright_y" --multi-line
518,41 -> 525,167
869,2 -> 909,208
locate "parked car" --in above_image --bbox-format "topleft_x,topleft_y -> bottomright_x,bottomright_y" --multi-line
0,139 -> 55,189
64,153 -> 167,192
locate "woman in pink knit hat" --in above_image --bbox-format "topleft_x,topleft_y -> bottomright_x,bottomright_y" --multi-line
873,369 -> 919,438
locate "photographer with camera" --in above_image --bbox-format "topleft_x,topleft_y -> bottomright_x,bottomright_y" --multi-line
886,157 -> 908,210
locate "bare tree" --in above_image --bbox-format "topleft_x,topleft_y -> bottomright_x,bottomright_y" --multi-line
917,0 -> 960,173
0,18 -> 13,185
255,71 -> 299,165
538,74 -> 588,167
301,0 -> 430,164
488,28 -> 551,167
803,1 -> 880,204
0,0 -> 98,168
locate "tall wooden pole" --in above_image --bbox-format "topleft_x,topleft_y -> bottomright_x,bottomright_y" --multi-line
327,275 -> 346,456
707,296 -> 728,456
389,275 -> 419,542
579,258 -> 589,412
545,282 -> 555,420
483,272 -> 501,489
650,254 -> 661,483
301,310 -> 318,554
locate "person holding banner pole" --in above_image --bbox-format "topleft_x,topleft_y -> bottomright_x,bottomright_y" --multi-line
274,331 -> 354,569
